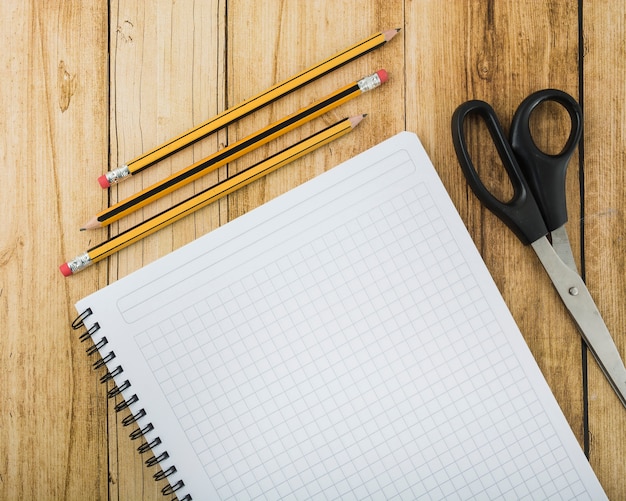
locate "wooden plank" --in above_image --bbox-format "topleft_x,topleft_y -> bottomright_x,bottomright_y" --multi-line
581,1 -> 626,498
405,0 -> 584,442
106,0 -> 225,498
0,1 -> 109,500
224,0 -> 405,222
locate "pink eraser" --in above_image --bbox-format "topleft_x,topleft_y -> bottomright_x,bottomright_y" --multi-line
59,262 -> 73,277
97,174 -> 110,189
376,69 -> 388,84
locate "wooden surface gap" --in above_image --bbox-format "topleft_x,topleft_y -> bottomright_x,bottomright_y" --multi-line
576,0 -> 591,461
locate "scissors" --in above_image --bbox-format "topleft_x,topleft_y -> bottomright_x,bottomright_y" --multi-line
451,88 -> 626,408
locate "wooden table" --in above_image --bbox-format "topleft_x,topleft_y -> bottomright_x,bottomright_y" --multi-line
2,1 -> 624,499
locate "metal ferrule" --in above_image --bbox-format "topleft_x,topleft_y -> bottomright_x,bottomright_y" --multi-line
105,164 -> 131,185
357,72 -> 382,93
67,252 -> 92,274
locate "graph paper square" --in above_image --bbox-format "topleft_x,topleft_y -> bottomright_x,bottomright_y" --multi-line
77,132 -> 606,501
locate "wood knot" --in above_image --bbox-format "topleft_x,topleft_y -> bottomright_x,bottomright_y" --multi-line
476,53 -> 494,81
58,60 -> 77,112
0,235 -> 23,267
116,20 -> 135,44
475,25 -> 497,81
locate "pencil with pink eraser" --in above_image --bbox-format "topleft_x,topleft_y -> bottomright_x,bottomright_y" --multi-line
61,114 -> 367,276
97,29 -> 399,188
82,70 -> 388,230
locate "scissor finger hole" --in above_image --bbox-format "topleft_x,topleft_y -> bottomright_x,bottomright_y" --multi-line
463,113 -> 514,203
527,100 -> 573,155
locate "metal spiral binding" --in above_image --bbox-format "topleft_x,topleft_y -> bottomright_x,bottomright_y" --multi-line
93,351 -> 116,370
80,322 -> 100,342
129,422 -> 154,440
122,408 -> 146,426
162,480 -> 186,496
72,309 -> 190,500
138,436 -> 162,454
72,308 -> 93,329
100,366 -> 123,383
114,393 -> 139,412
154,465 -> 177,481
107,380 -> 131,398
146,451 -> 169,468
86,336 -> 107,356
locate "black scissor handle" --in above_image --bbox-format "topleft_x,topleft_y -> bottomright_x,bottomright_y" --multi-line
452,99 -> 548,245
510,89 -> 583,231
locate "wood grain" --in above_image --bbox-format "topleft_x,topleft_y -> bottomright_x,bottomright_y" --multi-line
0,1 -> 109,500
407,0 -> 585,432
582,0 -> 626,495
106,1 -> 225,498
1,0 -> 624,499
224,1 -> 405,221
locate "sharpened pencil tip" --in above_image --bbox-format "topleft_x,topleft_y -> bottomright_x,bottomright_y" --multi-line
80,215 -> 101,231
349,114 -> 367,128
383,28 -> 401,42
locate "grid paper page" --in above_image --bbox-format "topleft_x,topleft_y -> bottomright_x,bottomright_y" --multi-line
76,132 -> 606,501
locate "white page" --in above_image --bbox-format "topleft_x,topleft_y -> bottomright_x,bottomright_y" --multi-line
76,132 -> 606,501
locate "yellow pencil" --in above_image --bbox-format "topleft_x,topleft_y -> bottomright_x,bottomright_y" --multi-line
61,115 -> 366,276
82,70 -> 387,230
97,29 -> 399,188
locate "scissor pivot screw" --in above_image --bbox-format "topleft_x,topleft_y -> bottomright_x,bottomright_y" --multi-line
569,287 -> 579,296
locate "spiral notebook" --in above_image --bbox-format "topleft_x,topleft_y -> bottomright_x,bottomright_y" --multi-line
72,132 -> 606,500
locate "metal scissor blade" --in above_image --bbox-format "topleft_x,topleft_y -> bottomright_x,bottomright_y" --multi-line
550,225 -> 578,273
531,236 -> 626,408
